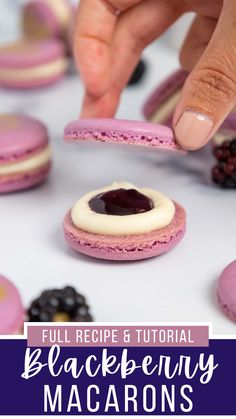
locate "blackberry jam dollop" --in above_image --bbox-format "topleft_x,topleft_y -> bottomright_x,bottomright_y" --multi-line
89,188 -> 154,216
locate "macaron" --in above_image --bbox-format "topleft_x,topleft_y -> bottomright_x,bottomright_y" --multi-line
143,68 -> 188,126
0,114 -> 51,193
217,260 -> 236,322
64,118 -> 186,154
64,182 -> 186,261
27,286 -> 93,322
22,0 -> 73,43
0,275 -> 25,335
0,39 -> 67,89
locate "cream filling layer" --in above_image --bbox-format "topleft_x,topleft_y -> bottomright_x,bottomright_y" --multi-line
0,146 -> 51,176
71,182 -> 175,236
149,89 -> 181,124
0,58 -> 67,81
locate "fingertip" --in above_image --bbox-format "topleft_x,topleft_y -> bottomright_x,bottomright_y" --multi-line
174,110 -> 214,150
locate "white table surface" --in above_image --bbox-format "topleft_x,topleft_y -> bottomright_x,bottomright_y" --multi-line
0,6 -> 236,338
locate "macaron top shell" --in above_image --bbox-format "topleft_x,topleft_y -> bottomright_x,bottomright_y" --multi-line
218,260 -> 236,313
0,114 -> 48,163
64,118 -> 185,153
0,275 -> 24,335
0,39 -> 65,68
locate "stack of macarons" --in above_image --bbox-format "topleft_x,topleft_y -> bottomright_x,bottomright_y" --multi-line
0,114 -> 51,193
63,118 -> 186,261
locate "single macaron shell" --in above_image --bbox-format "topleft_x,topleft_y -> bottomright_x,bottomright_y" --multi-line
217,260 -> 236,322
0,39 -> 67,89
64,118 -> 186,154
143,68 -> 236,136
22,0 -> 73,41
64,202 -> 186,261
0,275 -> 25,335
0,114 -> 51,193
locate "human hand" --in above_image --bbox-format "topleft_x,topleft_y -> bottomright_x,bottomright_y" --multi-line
74,0 -> 236,150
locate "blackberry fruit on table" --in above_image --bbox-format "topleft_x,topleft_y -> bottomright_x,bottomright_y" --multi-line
127,59 -> 146,86
27,286 -> 93,322
212,139 -> 236,188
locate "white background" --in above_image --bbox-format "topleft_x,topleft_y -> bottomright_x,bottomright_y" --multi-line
0,1 -> 236,336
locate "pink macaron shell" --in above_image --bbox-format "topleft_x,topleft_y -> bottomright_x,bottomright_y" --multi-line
64,118 -> 186,154
217,260 -> 236,323
0,275 -> 25,335
0,39 -> 65,69
23,0 -> 72,39
0,162 -> 51,194
0,115 -> 48,163
64,202 -> 186,261
143,69 -> 189,120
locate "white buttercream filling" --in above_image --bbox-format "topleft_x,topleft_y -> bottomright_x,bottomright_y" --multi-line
0,58 -> 67,81
71,182 -> 175,236
0,146 -> 51,176
150,89 -> 181,124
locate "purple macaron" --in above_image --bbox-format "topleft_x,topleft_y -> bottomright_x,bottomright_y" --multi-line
64,119 -> 187,261
0,275 -> 25,335
0,114 -> 51,193
0,39 -> 67,89
64,118 -> 186,154
217,260 -> 236,322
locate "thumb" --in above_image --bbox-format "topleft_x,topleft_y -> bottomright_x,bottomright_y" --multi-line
174,1 -> 236,150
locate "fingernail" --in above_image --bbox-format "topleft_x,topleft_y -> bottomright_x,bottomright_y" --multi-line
175,110 -> 214,150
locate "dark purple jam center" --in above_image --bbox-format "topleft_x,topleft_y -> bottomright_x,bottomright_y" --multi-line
89,188 -> 153,216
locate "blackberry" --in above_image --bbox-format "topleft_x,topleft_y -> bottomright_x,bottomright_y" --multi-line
212,139 -> 236,188
27,286 -> 93,322
127,59 -> 146,86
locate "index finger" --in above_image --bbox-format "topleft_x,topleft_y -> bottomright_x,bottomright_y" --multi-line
74,0 -> 141,98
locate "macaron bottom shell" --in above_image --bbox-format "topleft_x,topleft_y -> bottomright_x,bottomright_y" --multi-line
0,275 -> 25,335
0,162 -> 51,194
63,202 -> 186,261
0,72 -> 65,90
217,292 -> 236,323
